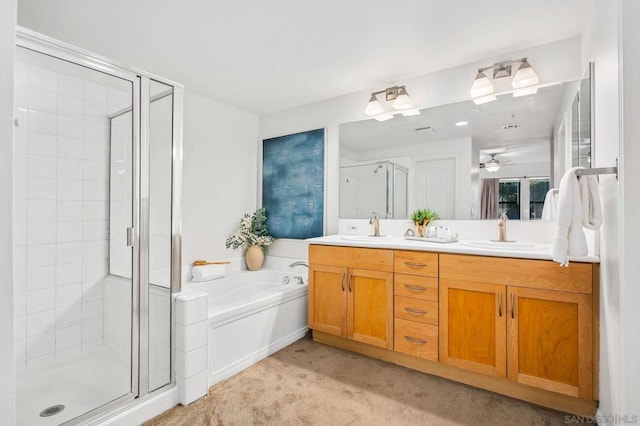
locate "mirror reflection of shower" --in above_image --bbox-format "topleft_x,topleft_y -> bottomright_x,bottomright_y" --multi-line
339,161 -> 409,219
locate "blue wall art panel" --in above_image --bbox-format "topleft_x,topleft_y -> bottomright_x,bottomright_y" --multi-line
262,128 -> 325,239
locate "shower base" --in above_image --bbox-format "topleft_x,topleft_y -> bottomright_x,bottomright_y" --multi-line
16,344 -> 130,425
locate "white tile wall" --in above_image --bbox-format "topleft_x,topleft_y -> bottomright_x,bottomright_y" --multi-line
174,291 -> 209,405
12,57 -> 130,367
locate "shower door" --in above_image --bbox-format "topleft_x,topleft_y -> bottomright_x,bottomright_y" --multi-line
13,43 -> 138,424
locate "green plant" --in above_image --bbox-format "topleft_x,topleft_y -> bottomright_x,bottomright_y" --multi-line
225,207 -> 274,252
411,208 -> 440,224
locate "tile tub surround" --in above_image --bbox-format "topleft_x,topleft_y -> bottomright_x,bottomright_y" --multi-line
183,266 -> 308,389
174,291 -> 209,406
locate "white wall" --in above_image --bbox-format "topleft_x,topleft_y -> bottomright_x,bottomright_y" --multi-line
581,0 -> 623,421
0,1 -> 16,424
181,91 -> 260,267
619,0 -> 640,417
261,37 -> 581,258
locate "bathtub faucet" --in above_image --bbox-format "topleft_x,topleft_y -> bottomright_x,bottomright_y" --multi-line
289,261 -> 308,269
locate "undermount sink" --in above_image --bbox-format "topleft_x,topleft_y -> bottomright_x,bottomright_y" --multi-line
340,235 -> 393,242
457,240 -> 547,251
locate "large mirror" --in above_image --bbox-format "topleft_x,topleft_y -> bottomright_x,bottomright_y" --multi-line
339,69 -> 593,221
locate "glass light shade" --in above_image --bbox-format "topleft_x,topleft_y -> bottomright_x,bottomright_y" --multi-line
392,87 -> 414,110
365,95 -> 384,116
485,158 -> 501,172
470,71 -> 494,98
373,113 -> 394,122
472,94 -> 497,105
512,61 -> 539,89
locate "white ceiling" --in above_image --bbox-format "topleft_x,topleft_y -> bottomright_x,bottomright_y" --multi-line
17,0 -> 585,115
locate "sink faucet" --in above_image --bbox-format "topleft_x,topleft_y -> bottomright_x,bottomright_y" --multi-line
289,261 -> 308,269
369,212 -> 380,237
497,211 -> 508,242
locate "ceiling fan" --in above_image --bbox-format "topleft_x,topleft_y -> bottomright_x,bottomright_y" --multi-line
479,153 -> 513,172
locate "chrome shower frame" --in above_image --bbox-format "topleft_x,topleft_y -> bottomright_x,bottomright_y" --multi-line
15,26 -> 183,425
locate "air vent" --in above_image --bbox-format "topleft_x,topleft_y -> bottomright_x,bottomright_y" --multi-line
415,126 -> 435,132
503,124 -> 519,130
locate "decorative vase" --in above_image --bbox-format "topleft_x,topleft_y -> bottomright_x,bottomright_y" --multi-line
245,245 -> 264,271
415,219 -> 430,237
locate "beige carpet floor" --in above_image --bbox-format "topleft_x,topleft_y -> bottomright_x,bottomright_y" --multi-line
146,336 -> 577,425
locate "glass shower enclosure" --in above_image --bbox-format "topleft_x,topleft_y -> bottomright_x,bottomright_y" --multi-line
12,28 -> 182,424
339,161 -> 409,219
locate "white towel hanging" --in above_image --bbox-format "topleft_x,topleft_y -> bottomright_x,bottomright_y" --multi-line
541,188 -> 559,221
552,167 -> 588,266
579,175 -> 603,229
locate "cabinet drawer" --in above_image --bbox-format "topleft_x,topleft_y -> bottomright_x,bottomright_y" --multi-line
309,245 -> 393,272
394,318 -> 438,361
394,296 -> 438,325
394,251 -> 438,277
394,274 -> 438,301
440,254 -> 593,294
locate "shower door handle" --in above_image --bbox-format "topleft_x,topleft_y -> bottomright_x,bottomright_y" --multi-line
126,227 -> 135,247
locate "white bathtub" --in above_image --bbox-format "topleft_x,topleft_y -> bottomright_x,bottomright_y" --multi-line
187,270 -> 308,386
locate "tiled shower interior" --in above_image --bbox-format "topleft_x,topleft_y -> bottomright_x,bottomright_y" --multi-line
12,47 -> 172,424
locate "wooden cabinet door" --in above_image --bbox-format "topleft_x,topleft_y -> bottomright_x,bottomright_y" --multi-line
308,264 -> 347,337
507,287 -> 592,399
347,268 -> 393,349
440,279 -> 507,377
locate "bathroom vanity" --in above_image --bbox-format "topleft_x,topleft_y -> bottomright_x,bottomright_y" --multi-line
307,237 -> 599,416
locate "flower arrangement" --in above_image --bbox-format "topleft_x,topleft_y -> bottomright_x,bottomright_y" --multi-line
225,207 -> 274,252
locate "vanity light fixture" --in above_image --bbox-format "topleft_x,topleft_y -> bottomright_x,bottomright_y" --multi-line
365,94 -> 384,116
470,58 -> 539,104
511,59 -> 539,88
470,71 -> 494,98
364,85 -> 419,120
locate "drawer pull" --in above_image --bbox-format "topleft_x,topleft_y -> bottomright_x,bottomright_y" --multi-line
340,273 -> 345,292
404,336 -> 427,344
404,285 -> 427,292
404,262 -> 427,267
511,293 -> 515,319
498,291 -> 502,317
404,307 -> 427,315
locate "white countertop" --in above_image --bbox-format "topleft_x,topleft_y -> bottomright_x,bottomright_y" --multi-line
307,235 -> 600,264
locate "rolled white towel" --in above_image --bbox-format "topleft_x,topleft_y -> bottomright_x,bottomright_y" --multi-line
191,264 -> 227,282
